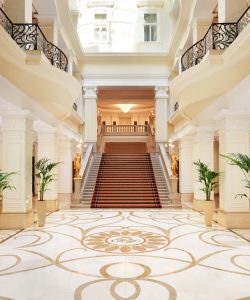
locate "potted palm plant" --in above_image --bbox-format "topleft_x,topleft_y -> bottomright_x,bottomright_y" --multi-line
0,171 -> 16,211
194,160 -> 219,226
220,153 -> 249,199
35,158 -> 60,227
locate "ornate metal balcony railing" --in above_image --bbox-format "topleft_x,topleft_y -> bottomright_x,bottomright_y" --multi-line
181,5 -> 250,72
0,8 -> 68,71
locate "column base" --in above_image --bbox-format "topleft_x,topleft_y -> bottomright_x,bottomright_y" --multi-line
58,193 -> 72,209
169,177 -> 178,193
180,193 -> 193,202
73,178 -> 82,203
218,209 -> 250,229
0,210 -> 34,229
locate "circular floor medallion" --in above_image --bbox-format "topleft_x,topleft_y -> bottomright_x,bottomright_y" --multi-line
83,230 -> 169,253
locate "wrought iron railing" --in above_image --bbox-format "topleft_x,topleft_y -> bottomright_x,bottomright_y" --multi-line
174,102 -> 179,111
0,8 -> 68,71
181,5 -> 250,72
73,102 -> 78,111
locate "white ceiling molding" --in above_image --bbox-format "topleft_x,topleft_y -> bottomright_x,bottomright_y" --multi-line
87,1 -> 114,8
136,1 -> 164,8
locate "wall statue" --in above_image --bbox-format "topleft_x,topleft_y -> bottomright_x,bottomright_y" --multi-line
170,152 -> 179,178
73,153 -> 81,178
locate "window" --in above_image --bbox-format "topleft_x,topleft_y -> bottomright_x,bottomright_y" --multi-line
94,13 -> 108,42
144,13 -> 157,42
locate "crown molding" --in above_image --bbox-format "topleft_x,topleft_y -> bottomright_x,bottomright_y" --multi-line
87,0 -> 114,8
136,1 -> 164,8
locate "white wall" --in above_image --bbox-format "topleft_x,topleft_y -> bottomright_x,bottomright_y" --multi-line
78,0 -> 169,53
100,111 -> 150,125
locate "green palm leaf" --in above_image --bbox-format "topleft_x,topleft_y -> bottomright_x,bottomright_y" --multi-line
194,160 -> 219,201
35,158 -> 61,201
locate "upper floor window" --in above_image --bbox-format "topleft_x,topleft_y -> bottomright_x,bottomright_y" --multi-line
94,13 -> 108,42
144,13 -> 157,42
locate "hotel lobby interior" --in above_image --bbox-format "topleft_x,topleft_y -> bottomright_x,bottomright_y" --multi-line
0,0 -> 250,299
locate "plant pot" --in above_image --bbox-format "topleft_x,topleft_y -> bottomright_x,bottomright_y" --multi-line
36,200 -> 47,227
203,201 -> 215,227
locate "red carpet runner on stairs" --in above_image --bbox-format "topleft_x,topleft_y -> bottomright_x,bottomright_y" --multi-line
91,154 -> 162,208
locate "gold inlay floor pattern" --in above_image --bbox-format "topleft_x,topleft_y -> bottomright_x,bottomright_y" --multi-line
0,209 -> 250,299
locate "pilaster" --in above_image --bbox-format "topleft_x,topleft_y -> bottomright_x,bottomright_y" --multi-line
218,112 -> 250,213
218,0 -> 248,23
58,137 -> 74,195
178,137 -> 194,201
0,110 -> 33,229
192,19 -> 212,44
83,87 -> 98,143
155,86 -> 168,143
4,0 -> 32,23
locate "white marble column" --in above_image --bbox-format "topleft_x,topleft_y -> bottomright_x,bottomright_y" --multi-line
155,87 -> 168,143
218,112 -> 250,212
58,137 -> 73,196
36,16 -> 60,45
34,122 -> 58,202
193,129 -> 214,200
83,87 -> 97,143
179,137 -> 194,201
0,110 -> 33,228
218,0 -> 248,23
4,0 -> 32,23
66,49 -> 75,75
192,19 -> 212,44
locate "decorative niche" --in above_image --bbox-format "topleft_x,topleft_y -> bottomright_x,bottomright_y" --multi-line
87,1 -> 114,8
136,1 -> 164,8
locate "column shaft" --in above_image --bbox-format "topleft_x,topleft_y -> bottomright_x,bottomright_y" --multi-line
83,87 -> 97,143
219,117 -> 249,212
179,138 -> 193,201
0,111 -> 33,229
155,87 -> 168,143
4,0 -> 32,23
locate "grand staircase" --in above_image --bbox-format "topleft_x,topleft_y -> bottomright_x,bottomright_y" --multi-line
91,154 -> 161,208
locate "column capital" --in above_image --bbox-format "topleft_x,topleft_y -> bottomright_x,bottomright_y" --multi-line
33,120 -> 56,134
2,109 -> 33,131
193,127 -> 215,142
83,86 -> 98,99
215,109 -> 250,130
155,86 -> 169,99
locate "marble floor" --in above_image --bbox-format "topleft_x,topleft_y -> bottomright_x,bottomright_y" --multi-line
0,209 -> 250,300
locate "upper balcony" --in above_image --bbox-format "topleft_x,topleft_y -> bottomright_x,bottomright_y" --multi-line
0,7 -> 81,123
181,6 -> 250,72
169,5 -> 250,132
0,8 -> 68,72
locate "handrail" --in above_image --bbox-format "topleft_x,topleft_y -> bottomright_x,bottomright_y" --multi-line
159,144 -> 172,191
0,8 -> 68,71
146,154 -> 159,207
94,154 -> 105,208
181,5 -> 250,72
79,144 -> 93,178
